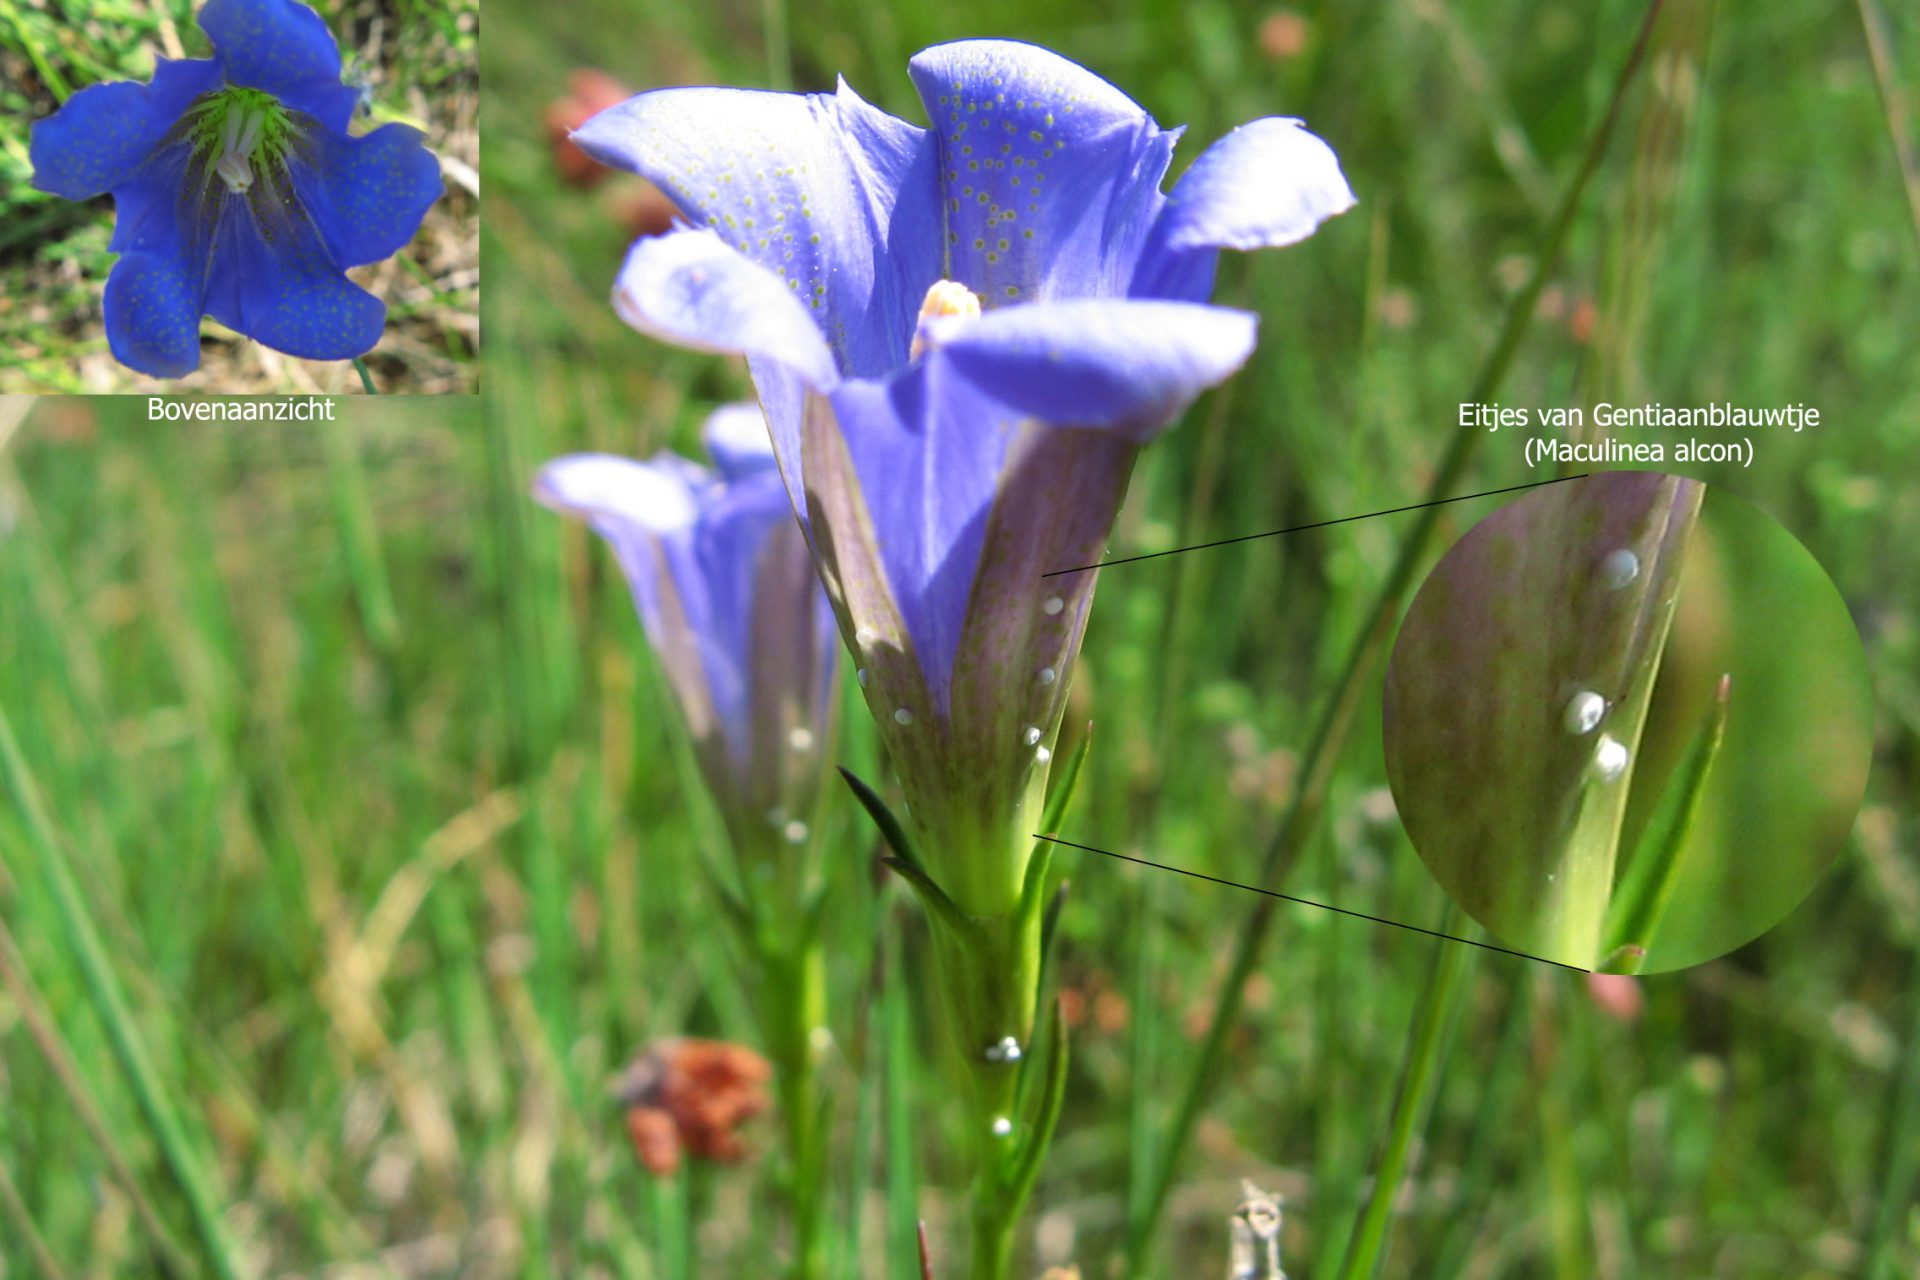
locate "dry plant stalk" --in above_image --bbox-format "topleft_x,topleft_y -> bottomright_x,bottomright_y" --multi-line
1229,1181 -> 1285,1280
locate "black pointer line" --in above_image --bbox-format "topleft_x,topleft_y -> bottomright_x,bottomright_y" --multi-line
1042,473 -> 1591,578
1034,834 -> 1592,974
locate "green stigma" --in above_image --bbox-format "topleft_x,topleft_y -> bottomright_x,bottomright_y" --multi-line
186,86 -> 302,194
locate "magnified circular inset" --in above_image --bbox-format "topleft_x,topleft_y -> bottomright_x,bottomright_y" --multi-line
1382,472 -> 1872,973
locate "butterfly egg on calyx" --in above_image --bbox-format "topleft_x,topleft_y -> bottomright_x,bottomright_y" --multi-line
1592,733 -> 1630,783
1599,547 -> 1641,589
1563,690 -> 1606,735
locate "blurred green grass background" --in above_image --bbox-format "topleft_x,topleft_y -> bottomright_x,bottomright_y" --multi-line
0,0 -> 479,393
5,0 -> 1920,1275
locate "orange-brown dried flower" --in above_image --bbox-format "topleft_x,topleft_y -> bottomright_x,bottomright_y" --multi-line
614,1038 -> 773,1175
547,69 -> 635,187
1258,9 -> 1312,61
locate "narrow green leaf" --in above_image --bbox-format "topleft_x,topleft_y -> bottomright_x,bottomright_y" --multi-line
839,764 -> 926,869
880,856 -> 981,945
1600,674 -> 1732,972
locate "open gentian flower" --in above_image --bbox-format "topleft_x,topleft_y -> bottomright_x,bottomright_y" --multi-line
574,40 -> 1352,922
535,405 -> 840,862
28,0 -> 443,377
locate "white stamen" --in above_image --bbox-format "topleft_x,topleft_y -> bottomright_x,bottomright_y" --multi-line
1042,595 -> 1065,616
213,107 -> 267,194
214,151 -> 254,193
1023,726 -> 1042,746
1035,746 -> 1052,765
910,280 -> 983,359
1038,667 -> 1056,686
788,727 -> 814,752
235,109 -> 265,156
984,1036 -> 1022,1063
783,820 -> 809,845
991,1117 -> 1013,1137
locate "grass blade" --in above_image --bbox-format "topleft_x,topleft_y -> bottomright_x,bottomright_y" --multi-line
1600,674 -> 1731,972
1332,917 -> 1478,1280
0,703 -> 246,1280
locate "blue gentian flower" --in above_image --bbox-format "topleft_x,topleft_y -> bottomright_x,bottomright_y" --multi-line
575,40 -> 1353,916
535,406 -> 840,860
28,0 -> 444,377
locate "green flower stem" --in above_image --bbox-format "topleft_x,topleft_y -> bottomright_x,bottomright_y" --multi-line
923,863 -> 1051,1280
1121,2 -> 1667,1268
754,931 -> 830,1280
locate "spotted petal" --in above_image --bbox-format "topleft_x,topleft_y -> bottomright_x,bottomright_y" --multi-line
908,40 -> 1179,307
200,170 -> 386,361
612,227 -> 841,516
200,0 -> 358,131
574,79 -> 943,381
99,150 -> 214,376
29,58 -> 223,200
291,122 -> 444,268
1132,116 -> 1357,302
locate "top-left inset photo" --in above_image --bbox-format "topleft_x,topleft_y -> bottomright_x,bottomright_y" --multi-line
1,0 -> 478,394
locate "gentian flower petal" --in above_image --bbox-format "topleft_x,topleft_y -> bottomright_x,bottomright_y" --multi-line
536,451 -> 728,751
291,123 -> 446,267
28,58 -> 223,200
200,176 -> 387,361
907,40 -> 1178,305
929,297 -> 1259,440
613,227 -> 840,390
199,0 -> 358,130
573,80 -> 943,379
704,402 -> 781,481
1132,117 -> 1356,301
100,149 -> 218,377
103,236 -> 205,377
819,297 -> 1257,718
612,227 -> 840,514
536,422 -> 839,849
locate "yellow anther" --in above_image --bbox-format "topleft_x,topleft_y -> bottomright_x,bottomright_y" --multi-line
910,279 -> 983,359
